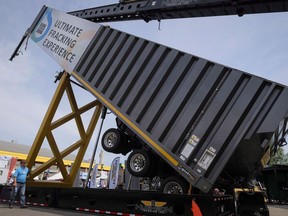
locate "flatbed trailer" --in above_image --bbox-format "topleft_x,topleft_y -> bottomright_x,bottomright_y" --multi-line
0,185 -> 236,216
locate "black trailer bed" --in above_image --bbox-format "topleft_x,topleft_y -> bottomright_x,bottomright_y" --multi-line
0,185 -> 235,216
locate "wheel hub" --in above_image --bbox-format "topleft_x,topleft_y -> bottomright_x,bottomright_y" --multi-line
130,153 -> 146,172
104,132 -> 117,148
163,182 -> 183,194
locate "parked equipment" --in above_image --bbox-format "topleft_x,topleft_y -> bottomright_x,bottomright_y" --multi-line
258,165 -> 288,204
5,1 -> 288,215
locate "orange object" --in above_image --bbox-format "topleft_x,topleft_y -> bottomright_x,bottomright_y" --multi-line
191,199 -> 203,216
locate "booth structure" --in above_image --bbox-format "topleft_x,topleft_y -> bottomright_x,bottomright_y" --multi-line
0,156 -> 17,185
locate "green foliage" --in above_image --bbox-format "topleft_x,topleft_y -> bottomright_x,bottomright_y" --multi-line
269,147 -> 288,165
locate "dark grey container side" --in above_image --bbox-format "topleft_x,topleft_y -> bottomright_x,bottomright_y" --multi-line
73,26 -> 288,193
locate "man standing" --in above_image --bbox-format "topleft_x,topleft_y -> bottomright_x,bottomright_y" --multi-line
9,160 -> 29,209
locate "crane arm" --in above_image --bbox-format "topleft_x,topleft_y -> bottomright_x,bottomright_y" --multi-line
69,0 -> 288,23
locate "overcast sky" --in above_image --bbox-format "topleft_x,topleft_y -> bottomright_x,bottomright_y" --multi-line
0,0 -> 288,166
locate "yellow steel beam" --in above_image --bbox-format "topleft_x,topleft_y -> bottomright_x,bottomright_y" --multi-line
50,112 -> 76,130
65,80 -> 86,139
26,71 -> 103,187
28,140 -> 84,178
0,151 -> 28,161
0,150 -> 111,170
26,72 -> 69,169
46,130 -> 69,179
50,100 -> 99,130
78,100 -> 100,114
67,102 -> 102,184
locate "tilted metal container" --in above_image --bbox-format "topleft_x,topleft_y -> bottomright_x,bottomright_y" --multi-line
72,26 -> 288,192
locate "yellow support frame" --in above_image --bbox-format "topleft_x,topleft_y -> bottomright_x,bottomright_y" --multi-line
26,72 -> 103,187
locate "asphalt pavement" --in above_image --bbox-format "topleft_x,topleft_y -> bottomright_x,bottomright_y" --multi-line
0,203 -> 287,215
0,203 -> 101,216
269,205 -> 288,216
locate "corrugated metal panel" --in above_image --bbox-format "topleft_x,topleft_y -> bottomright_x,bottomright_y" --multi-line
73,26 -> 288,192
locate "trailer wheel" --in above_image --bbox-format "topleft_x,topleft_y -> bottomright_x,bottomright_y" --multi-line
127,149 -> 151,177
160,177 -> 188,194
102,128 -> 123,153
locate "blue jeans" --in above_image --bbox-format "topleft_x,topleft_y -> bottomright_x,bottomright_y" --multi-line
10,183 -> 26,206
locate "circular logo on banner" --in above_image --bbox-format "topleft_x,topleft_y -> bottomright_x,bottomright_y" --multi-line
31,8 -> 52,42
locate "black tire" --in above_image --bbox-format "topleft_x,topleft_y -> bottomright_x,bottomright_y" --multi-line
160,176 -> 189,194
101,128 -> 123,153
127,149 -> 151,177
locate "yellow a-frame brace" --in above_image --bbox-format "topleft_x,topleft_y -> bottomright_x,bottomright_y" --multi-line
26,72 -> 103,187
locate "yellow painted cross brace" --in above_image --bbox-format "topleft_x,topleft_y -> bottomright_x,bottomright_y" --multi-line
26,72 -> 103,187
